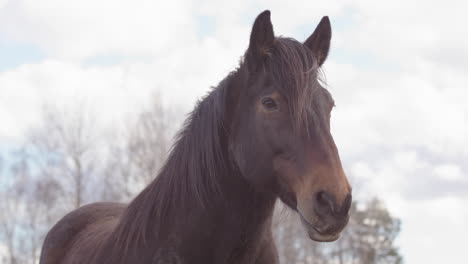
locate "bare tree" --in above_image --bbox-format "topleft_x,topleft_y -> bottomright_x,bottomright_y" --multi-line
0,148 -> 64,264
0,150 -> 31,264
28,105 -> 98,209
101,94 -> 173,201
127,94 -> 170,185
0,97 -> 177,263
0,104 -> 100,264
273,204 -> 325,264
340,199 -> 403,264
0,104 -> 99,264
24,175 -> 63,264
100,141 -> 133,202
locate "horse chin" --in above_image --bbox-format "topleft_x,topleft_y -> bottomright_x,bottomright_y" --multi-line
306,228 -> 340,242
299,214 -> 341,242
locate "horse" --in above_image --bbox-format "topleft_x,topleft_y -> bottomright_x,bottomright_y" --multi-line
39,10 -> 352,264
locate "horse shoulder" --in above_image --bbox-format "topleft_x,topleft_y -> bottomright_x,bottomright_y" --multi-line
39,202 -> 126,264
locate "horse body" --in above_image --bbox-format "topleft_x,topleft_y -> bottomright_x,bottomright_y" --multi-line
40,177 -> 278,264
40,10 -> 352,264
41,201 -> 278,264
39,203 -> 124,264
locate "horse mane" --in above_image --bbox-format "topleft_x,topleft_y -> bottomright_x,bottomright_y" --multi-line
109,36 -> 327,257
268,37 -> 332,145
110,66 -> 248,256
267,37 -> 322,134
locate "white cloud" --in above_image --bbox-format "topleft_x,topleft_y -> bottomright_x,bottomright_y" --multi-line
0,36 -> 244,139
328,59 -> 468,158
0,0 -> 197,59
333,0 -> 468,71
434,164 -> 463,181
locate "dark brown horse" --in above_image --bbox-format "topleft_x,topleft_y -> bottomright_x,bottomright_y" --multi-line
40,10 -> 351,264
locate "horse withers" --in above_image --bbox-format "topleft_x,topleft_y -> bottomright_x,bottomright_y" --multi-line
40,10 -> 351,264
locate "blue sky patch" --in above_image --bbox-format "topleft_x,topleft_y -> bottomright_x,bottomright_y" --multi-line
0,39 -> 45,72
198,15 -> 216,39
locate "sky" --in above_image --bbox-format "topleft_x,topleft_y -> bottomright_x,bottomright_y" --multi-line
1,0 -> 467,263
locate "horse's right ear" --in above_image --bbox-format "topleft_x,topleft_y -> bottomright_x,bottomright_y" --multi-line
304,16 -> 331,67
246,10 -> 275,71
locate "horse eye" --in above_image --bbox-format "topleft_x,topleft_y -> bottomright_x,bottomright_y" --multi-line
261,97 -> 278,110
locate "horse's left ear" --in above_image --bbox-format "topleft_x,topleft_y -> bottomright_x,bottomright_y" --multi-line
304,16 -> 332,66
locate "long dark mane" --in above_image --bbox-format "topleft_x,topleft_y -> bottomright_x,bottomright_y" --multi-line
110,65 -> 248,254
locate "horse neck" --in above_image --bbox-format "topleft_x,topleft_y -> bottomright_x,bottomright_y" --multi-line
111,79 -> 277,258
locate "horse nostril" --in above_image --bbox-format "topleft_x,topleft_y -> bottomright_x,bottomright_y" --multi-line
315,191 -> 336,214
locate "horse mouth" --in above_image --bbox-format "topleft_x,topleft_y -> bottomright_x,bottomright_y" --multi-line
299,214 -> 340,242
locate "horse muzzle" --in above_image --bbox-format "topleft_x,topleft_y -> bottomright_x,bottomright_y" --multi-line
298,191 -> 352,242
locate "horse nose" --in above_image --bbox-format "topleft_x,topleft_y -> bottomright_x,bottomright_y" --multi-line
315,191 -> 335,215
315,191 -> 352,217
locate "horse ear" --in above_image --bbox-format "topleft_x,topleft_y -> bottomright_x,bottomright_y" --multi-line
247,10 -> 275,70
304,16 -> 331,66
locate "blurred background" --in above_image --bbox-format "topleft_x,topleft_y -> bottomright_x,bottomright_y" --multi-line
0,0 -> 467,263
